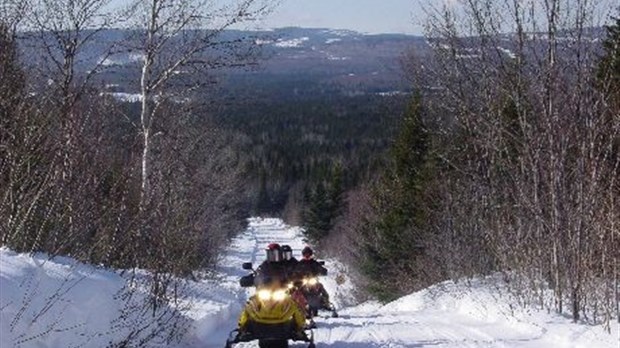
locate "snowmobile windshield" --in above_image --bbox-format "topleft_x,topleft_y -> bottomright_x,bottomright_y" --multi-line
266,248 -> 282,262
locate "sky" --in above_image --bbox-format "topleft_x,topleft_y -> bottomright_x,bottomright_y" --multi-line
252,0 -> 618,35
106,0 -> 430,35
104,0 -> 617,36
257,0 -> 426,35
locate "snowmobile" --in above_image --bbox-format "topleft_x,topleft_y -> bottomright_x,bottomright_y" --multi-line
300,275 -> 338,318
226,262 -> 316,348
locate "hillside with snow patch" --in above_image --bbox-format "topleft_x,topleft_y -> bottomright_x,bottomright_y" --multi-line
1,218 -> 617,347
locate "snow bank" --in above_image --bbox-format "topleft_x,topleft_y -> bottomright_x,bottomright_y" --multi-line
327,276 -> 618,348
0,248 -> 205,348
3,219 -> 616,348
1,248 -> 128,347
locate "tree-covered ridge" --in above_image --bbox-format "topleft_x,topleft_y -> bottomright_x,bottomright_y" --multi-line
216,92 -> 406,214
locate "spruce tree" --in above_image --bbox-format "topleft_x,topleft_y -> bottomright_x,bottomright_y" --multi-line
255,172 -> 272,214
597,14 -> 620,167
361,94 -> 434,301
303,182 -> 331,242
598,15 -> 620,102
0,23 -> 24,116
327,163 -> 345,218
302,164 -> 346,243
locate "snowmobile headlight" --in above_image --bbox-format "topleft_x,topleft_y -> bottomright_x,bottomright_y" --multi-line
272,290 -> 287,301
287,282 -> 294,289
305,277 -> 318,286
257,289 -> 272,301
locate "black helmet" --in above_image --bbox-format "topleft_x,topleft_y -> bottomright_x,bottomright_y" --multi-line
266,243 -> 282,262
281,245 -> 293,261
302,246 -> 313,258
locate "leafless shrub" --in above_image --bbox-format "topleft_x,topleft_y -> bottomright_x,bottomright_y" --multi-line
323,185 -> 377,301
409,0 -> 619,325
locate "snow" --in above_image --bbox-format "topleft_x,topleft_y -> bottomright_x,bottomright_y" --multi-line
1,218 -> 617,348
497,46 -> 517,59
377,91 -> 408,97
321,29 -> 357,37
101,92 -> 143,102
326,38 -> 342,44
327,55 -> 350,61
100,52 -> 145,66
318,49 -> 350,61
274,37 -> 309,48
255,39 -> 274,45
0,248 -> 193,347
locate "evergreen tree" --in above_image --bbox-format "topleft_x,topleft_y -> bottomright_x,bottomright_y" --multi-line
255,172 -> 272,214
597,15 -> 620,103
0,23 -> 23,116
597,14 -> 620,167
361,94 -> 434,301
302,164 -> 346,243
304,182 -> 331,242
327,163 -> 345,218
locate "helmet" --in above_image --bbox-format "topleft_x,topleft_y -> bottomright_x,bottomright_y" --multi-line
302,246 -> 313,259
267,243 -> 281,250
266,243 -> 282,262
281,245 -> 293,261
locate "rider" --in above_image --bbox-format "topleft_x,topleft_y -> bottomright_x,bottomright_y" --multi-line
296,246 -> 327,277
237,277 -> 307,339
280,245 -> 298,279
255,243 -> 288,284
278,245 -> 311,319
296,246 -> 331,309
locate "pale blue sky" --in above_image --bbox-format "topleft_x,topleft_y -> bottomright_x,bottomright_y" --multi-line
259,0 -> 425,34
107,0 -> 428,34
256,0 -> 617,34
106,1 -> 616,36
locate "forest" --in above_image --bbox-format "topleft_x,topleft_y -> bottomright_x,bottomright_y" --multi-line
307,1 -> 620,330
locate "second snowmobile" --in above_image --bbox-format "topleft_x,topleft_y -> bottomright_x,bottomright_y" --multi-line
300,275 -> 338,318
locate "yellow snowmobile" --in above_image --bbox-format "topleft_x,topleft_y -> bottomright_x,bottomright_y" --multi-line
226,262 -> 316,348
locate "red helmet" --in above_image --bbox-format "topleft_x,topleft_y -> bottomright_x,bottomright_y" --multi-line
267,243 -> 281,250
302,246 -> 313,258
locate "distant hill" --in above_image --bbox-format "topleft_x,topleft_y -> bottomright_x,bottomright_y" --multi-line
222,27 -> 427,97
17,27 -> 427,99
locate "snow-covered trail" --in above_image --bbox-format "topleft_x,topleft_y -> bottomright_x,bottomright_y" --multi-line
187,218 -> 616,348
186,217 -> 355,347
0,218 -> 615,347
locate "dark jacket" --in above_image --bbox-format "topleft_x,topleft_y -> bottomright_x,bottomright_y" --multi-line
256,260 -> 288,284
295,258 -> 328,278
282,257 -> 299,280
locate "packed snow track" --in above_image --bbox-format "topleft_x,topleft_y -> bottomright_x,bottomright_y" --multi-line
187,218 -> 615,348
1,218 -> 615,348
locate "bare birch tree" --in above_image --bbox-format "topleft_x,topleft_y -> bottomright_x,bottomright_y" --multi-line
124,0 -> 272,211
